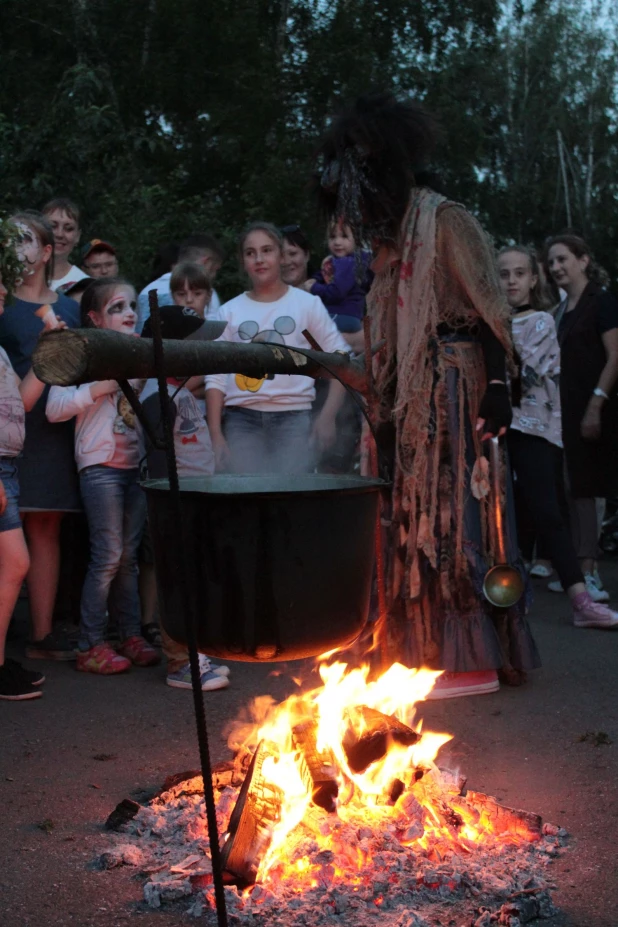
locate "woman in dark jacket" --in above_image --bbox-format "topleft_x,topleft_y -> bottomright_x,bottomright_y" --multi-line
545,234 -> 618,589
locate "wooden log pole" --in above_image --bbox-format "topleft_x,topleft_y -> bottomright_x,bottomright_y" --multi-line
32,328 -> 369,393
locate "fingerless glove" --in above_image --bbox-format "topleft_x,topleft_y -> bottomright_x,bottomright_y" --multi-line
478,382 -> 512,435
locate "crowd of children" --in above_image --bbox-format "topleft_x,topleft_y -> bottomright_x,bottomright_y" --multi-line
1,191 -> 617,704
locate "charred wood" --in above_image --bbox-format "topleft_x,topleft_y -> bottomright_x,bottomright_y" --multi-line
465,790 -> 542,841
343,706 -> 420,774
292,720 -> 339,812
220,740 -> 283,887
105,798 -> 141,831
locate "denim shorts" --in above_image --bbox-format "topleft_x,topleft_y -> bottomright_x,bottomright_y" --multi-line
0,457 -> 22,533
331,313 -> 362,333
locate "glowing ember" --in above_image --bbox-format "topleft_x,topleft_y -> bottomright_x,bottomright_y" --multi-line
103,660 -> 565,925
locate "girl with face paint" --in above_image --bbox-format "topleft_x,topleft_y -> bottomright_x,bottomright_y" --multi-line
0,211 -> 81,662
46,278 -> 159,675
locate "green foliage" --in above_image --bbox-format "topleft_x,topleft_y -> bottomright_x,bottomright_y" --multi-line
0,0 -> 617,293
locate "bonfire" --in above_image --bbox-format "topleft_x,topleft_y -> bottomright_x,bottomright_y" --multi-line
100,660 -> 565,926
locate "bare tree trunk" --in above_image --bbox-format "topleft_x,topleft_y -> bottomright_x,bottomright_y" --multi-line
584,103 -> 594,229
557,129 -> 572,227
141,0 -> 157,70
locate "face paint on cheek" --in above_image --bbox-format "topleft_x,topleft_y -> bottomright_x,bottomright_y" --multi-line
15,222 -> 41,271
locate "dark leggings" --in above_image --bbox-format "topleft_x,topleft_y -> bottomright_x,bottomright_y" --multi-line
507,430 -> 584,590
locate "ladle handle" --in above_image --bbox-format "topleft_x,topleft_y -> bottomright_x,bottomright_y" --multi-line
489,437 -> 507,564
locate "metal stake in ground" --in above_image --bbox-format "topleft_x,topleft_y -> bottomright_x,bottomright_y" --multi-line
148,290 -> 229,927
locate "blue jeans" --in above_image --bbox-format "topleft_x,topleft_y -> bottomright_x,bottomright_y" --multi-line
223,407 -> 314,474
79,466 -> 146,649
0,458 -> 22,532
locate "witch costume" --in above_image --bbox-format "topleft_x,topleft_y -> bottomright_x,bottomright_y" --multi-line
314,92 -> 540,679
368,188 -> 539,674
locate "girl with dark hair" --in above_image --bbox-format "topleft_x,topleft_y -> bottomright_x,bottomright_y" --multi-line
46,278 -> 159,674
314,91 -> 540,698
303,219 -> 373,334
498,246 -> 618,629
0,210 -> 80,662
544,234 -> 618,599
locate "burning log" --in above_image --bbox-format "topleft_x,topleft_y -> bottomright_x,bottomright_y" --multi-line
220,740 -> 283,887
292,720 -> 339,812
342,706 -> 420,774
464,791 -> 543,841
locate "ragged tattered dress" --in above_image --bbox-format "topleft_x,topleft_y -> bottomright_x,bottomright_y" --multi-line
367,188 -> 540,673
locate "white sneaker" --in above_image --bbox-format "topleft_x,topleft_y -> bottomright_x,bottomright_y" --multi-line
166,661 -> 229,691
593,567 -> 605,589
584,573 -> 610,602
198,653 -> 230,677
572,592 -> 618,628
530,563 -> 553,578
547,579 -> 564,593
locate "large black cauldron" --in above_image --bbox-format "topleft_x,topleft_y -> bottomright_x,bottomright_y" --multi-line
143,474 -> 385,662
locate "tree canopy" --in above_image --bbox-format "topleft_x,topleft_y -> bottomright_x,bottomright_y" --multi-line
1,0 -> 616,294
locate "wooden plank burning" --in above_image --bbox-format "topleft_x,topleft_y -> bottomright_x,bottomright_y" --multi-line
342,705 -> 421,774
220,740 -> 283,887
465,790 -> 543,841
292,720 -> 339,812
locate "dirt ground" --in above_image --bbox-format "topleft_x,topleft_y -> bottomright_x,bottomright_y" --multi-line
2,572 -> 618,927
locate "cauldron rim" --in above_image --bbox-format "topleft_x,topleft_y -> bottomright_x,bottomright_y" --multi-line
141,473 -> 389,497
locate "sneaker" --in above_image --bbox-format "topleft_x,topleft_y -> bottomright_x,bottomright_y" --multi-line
572,591 -> 618,628
26,630 -> 77,661
530,563 -> 552,578
76,642 -> 131,675
4,658 -> 45,686
547,579 -> 564,593
0,662 -> 43,700
425,670 -> 499,700
167,661 -> 230,691
593,567 -> 605,590
117,635 -> 161,667
141,622 -> 162,648
198,653 -> 230,678
584,572 -> 610,603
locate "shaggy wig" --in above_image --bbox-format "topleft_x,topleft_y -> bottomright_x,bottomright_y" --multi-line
313,91 -> 440,247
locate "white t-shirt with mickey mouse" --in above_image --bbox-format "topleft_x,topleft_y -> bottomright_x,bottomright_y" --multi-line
205,287 -> 350,412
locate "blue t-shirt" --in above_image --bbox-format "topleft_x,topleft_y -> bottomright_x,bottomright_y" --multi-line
0,294 -> 80,377
0,293 -> 81,510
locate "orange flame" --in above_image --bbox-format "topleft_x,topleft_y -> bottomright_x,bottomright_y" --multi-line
225,659 -> 461,884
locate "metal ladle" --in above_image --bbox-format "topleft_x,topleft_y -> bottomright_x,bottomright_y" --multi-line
482,437 -> 525,608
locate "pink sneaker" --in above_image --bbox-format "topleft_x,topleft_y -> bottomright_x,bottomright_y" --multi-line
117,635 -> 161,667
572,591 -> 618,629
76,642 -> 131,675
425,670 -> 499,700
